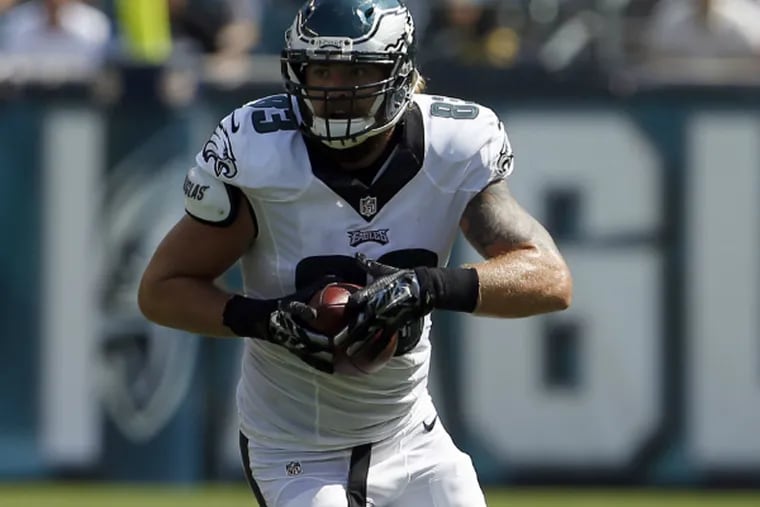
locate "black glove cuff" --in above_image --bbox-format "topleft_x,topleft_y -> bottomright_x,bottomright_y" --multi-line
222,295 -> 279,337
415,267 -> 480,313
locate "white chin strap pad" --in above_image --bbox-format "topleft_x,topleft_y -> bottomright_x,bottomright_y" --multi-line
305,95 -> 386,149
313,117 -> 373,149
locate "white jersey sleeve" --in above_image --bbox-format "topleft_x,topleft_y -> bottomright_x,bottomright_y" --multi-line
415,94 -> 514,195
193,94 -> 308,199
476,115 -> 515,186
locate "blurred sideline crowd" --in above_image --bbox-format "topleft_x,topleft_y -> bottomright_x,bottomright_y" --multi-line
0,0 -> 759,87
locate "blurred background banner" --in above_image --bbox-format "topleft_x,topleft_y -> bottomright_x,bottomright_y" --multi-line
1,0 -> 760,490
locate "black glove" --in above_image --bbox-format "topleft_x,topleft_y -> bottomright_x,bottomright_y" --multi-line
335,253 -> 480,352
223,277 -> 338,373
267,299 -> 334,373
336,254 -> 432,349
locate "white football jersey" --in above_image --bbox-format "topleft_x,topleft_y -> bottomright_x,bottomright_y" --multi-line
186,93 -> 514,451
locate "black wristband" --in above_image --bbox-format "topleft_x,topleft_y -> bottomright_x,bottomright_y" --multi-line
414,267 -> 480,313
222,295 -> 279,337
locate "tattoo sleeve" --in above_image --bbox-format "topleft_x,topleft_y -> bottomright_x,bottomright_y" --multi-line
459,180 -> 572,317
460,180 -> 559,259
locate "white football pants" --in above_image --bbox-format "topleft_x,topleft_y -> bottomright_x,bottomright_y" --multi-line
239,414 -> 487,507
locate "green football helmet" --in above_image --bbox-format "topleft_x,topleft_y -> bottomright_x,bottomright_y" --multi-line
281,0 -> 418,149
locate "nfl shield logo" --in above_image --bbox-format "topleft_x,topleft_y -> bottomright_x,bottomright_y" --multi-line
285,461 -> 303,476
359,196 -> 377,217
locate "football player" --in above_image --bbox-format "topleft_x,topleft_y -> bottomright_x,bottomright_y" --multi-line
138,0 -> 573,505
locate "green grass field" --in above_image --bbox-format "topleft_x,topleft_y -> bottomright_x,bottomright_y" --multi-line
1,484 -> 759,507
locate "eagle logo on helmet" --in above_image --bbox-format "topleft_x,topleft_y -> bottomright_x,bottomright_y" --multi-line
281,0 -> 418,149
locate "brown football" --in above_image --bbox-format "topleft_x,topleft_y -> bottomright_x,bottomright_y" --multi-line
308,282 -> 398,376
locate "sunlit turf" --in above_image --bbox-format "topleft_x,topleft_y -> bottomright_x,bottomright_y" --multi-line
0,483 -> 758,506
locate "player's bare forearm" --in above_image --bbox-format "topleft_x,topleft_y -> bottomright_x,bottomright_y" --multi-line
138,215 -> 254,338
138,275 -> 237,338
459,180 -> 572,318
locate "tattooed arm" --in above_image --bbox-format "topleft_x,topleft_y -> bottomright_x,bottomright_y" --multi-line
459,180 -> 572,317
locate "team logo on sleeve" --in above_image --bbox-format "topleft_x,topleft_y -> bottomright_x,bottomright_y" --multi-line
359,196 -> 378,218
202,125 -> 238,179
348,228 -> 390,247
494,148 -> 514,178
491,123 -> 514,178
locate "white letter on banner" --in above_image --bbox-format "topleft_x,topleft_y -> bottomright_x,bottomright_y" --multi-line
686,114 -> 760,468
41,108 -> 104,465
457,112 -> 663,467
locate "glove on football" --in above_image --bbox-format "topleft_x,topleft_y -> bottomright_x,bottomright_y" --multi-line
334,254 -> 434,349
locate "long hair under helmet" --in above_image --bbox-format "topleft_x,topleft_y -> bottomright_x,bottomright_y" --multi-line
281,0 -> 418,150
